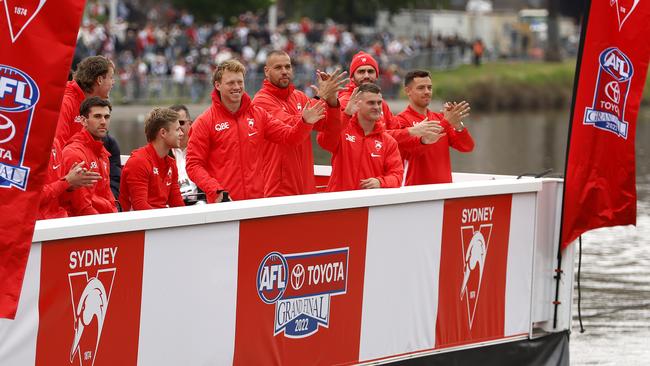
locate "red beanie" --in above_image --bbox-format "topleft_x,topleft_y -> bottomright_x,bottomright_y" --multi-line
349,51 -> 379,77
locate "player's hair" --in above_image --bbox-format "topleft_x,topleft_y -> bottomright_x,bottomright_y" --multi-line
212,59 -> 246,84
404,70 -> 431,87
74,56 -> 115,93
79,97 -> 112,117
144,108 -> 180,142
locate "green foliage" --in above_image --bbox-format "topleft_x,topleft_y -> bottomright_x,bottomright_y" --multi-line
429,61 -> 578,111
172,0 -> 272,23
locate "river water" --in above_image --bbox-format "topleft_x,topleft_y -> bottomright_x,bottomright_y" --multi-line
111,102 -> 649,365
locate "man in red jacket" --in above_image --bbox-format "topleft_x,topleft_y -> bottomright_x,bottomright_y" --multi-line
339,51 -> 439,149
186,59 -> 325,202
253,50 -> 345,197
62,97 -> 117,216
318,83 -> 403,192
55,56 -> 115,144
120,108 -> 185,211
38,139 -> 101,219
394,70 -> 474,185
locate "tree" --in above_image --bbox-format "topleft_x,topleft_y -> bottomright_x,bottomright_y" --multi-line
545,0 -> 562,62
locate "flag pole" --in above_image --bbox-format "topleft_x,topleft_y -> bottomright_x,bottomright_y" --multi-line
554,0 -> 592,329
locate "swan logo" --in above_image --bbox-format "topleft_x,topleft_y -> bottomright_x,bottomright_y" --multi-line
584,47 -> 634,139
257,248 -> 348,338
68,268 -> 116,366
3,0 -> 48,43
611,0 -> 640,31
460,207 -> 494,330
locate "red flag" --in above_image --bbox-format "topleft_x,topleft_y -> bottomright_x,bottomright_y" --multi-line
0,0 -> 86,318
562,0 -> 650,248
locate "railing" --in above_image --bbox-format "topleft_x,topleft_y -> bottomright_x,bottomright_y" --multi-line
110,48 -> 465,105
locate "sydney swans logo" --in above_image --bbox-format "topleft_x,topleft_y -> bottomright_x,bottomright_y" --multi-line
611,0 -> 640,31
68,247 -> 117,366
3,0 -> 47,43
459,207 -> 493,329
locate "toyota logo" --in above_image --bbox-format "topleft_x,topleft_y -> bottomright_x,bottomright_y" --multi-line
0,114 -> 16,144
605,81 -> 621,104
291,264 -> 305,290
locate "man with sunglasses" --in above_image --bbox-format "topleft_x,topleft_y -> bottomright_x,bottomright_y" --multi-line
169,104 -> 200,203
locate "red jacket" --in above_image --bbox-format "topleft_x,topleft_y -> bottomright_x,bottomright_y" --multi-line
38,139 -> 70,219
253,80 -> 340,197
186,90 -> 314,202
317,114 -> 403,192
62,129 -> 117,215
120,143 -> 185,211
394,105 -> 475,185
338,82 -> 421,150
55,81 -> 86,145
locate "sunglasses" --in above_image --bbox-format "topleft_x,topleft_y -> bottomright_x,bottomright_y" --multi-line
179,119 -> 192,126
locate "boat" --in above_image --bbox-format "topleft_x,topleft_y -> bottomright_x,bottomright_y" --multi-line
0,167 -> 574,365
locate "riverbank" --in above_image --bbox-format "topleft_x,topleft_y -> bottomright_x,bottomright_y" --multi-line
430,60 -> 650,111
430,61 -> 576,111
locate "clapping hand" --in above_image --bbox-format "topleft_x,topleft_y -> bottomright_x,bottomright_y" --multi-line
343,87 -> 362,116
310,67 -> 348,107
65,161 -> 101,189
301,100 -> 327,124
442,101 -> 470,129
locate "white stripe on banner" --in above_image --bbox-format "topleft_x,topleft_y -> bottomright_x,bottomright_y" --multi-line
137,222 -> 239,365
505,193 -> 536,336
0,243 -> 41,365
359,201 -> 444,362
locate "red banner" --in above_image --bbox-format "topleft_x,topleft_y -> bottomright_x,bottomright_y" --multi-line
36,232 -> 145,366
436,195 -> 512,348
234,209 -> 368,365
562,0 -> 650,248
0,0 -> 85,318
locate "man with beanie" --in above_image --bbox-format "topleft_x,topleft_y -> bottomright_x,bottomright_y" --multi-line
339,51 -> 441,149
253,50 -> 345,197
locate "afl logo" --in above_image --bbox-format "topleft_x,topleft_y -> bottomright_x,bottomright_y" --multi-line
256,252 -> 288,304
0,114 -> 15,144
599,48 -> 633,81
0,65 -> 40,112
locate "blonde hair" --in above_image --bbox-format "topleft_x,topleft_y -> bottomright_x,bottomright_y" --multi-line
212,59 -> 246,84
144,108 -> 179,142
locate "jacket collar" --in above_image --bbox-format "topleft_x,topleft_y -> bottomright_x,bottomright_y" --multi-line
351,114 -> 384,137
261,79 -> 295,100
405,104 -> 429,120
144,143 -> 170,166
211,89 -> 251,118
67,80 -> 86,103
72,129 -> 109,157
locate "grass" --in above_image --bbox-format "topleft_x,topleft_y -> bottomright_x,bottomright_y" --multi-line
430,60 -> 650,111
429,61 -> 578,111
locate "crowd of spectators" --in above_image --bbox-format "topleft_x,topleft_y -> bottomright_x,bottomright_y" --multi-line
75,0 -> 469,102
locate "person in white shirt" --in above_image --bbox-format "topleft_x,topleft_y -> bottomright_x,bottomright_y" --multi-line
169,104 -> 201,203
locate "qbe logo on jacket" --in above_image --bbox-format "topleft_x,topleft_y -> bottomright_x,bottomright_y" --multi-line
257,248 -> 349,338
0,65 -> 39,190
583,47 -> 634,139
